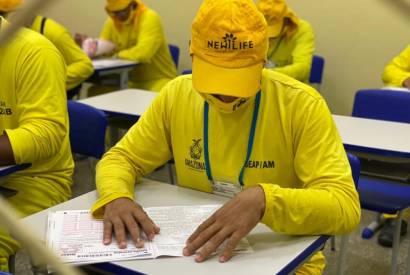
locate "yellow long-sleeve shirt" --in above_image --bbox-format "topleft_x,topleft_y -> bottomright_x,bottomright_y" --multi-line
382,45 -> 410,87
0,18 -> 74,203
31,16 -> 94,91
100,8 -> 177,92
92,69 -> 360,273
268,19 -> 315,83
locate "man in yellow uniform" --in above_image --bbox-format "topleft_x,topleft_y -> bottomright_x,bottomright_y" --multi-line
382,45 -> 410,89
1,0 -> 94,99
91,0 -> 177,92
257,0 -> 314,83
92,0 -> 360,273
0,3 -> 74,271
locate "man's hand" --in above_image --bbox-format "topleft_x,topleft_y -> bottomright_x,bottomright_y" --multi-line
103,198 -> 160,249
403,77 -> 410,89
183,186 -> 266,263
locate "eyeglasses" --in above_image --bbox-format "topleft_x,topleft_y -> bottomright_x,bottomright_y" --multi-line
106,2 -> 137,18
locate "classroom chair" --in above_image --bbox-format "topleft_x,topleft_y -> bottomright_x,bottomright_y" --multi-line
338,89 -> 410,275
168,44 -> 180,69
309,55 -> 325,91
68,100 -> 107,159
182,69 -> 192,75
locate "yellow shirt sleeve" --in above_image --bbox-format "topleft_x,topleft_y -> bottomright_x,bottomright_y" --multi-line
92,88 -> 173,217
273,20 -> 315,82
117,11 -> 164,63
382,45 -> 410,87
4,42 -> 69,165
55,30 -> 94,90
259,96 -> 360,235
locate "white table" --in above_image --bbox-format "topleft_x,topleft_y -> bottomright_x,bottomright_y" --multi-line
79,89 -> 156,120
22,180 -> 327,275
382,86 -> 410,93
79,90 -> 410,158
333,114 -> 410,158
91,59 -> 139,89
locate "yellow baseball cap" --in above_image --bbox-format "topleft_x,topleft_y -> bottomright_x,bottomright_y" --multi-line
190,0 -> 268,98
106,0 -> 134,12
0,0 -> 22,12
257,0 -> 298,38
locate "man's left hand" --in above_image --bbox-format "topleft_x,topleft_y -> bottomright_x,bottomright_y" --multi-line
183,186 -> 266,263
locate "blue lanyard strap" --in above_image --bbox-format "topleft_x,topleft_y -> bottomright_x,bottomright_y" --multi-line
203,91 -> 262,186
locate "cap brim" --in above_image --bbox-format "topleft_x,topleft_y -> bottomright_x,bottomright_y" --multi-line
192,56 -> 263,98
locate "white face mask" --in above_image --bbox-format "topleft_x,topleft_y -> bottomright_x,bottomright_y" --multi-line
200,93 -> 250,113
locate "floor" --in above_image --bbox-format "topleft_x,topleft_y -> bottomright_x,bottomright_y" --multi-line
13,157 -> 410,275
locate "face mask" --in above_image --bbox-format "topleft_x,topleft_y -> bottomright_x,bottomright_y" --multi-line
200,93 -> 250,113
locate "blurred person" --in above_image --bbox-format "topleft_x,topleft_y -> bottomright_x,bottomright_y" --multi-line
257,0 -> 314,82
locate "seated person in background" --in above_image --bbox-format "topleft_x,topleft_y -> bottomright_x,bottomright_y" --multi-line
257,0 -> 314,83
382,45 -> 410,89
92,0 -> 360,274
83,0 -> 177,93
3,0 -> 94,99
0,5 -> 74,272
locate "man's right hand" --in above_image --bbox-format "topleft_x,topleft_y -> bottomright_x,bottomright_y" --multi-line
103,198 -> 160,249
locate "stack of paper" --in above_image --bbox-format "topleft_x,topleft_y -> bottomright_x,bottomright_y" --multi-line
47,205 -> 253,265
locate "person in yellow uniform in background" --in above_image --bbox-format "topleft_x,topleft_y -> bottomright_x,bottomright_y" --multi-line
257,0 -> 314,83
0,3 -> 74,271
2,0 -> 94,99
91,0 -> 360,274
382,45 -> 410,89
30,15 -> 94,99
86,0 -> 177,93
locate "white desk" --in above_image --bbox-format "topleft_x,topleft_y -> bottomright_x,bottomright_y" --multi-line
79,90 -> 410,158
382,86 -> 410,93
22,180 -> 327,275
91,59 -> 139,89
0,164 -> 30,178
79,89 -> 156,120
333,114 -> 410,158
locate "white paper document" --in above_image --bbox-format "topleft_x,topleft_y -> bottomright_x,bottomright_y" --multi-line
92,58 -> 138,70
47,205 -> 253,265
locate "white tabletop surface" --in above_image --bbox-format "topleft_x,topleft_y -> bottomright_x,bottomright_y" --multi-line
79,89 -> 410,157
381,86 -> 410,92
92,58 -> 138,71
22,180 -> 323,275
79,89 -> 157,117
333,114 -> 410,156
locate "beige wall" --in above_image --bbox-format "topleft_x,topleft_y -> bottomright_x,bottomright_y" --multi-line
43,0 -> 410,115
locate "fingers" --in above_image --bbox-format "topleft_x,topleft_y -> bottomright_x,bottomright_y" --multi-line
112,217 -> 128,249
103,219 -> 113,245
183,222 -> 220,256
133,208 -> 159,241
219,232 -> 242,263
122,215 -> 143,248
187,214 -> 216,244
195,228 -> 232,263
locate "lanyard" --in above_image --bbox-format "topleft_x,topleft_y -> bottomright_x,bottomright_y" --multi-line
203,91 -> 261,186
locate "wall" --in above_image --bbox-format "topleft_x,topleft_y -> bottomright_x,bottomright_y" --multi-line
43,0 -> 410,115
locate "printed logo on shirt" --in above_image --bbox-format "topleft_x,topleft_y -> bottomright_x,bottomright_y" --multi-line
245,160 -> 275,169
0,101 -> 12,116
185,139 -> 206,171
207,33 -> 254,51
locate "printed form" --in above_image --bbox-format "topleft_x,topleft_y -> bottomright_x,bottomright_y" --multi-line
47,205 -> 252,265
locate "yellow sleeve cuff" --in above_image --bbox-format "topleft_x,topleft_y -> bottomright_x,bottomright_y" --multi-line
4,128 -> 26,164
258,183 -> 280,227
91,192 -> 134,218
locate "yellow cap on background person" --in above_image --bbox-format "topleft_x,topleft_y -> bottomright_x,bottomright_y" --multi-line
106,0 -> 134,12
0,0 -> 22,12
190,0 -> 268,98
257,0 -> 299,38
